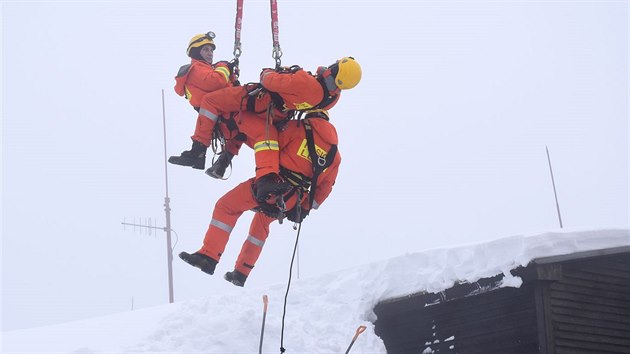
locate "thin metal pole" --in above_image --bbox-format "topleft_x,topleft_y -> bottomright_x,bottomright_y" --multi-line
162,89 -> 175,303
546,146 -> 563,228
259,295 -> 269,354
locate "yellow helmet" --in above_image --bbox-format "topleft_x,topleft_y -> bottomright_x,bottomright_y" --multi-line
333,57 -> 362,90
186,32 -> 216,57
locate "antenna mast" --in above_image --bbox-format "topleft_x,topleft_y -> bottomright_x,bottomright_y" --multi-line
162,89 -> 175,303
121,90 -> 175,304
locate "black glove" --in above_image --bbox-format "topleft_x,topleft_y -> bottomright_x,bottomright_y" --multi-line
286,207 -> 309,223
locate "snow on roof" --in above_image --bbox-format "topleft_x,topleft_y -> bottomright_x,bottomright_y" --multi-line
3,228 -> 628,353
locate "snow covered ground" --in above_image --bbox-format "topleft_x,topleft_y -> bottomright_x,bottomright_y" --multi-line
3,228 -> 628,353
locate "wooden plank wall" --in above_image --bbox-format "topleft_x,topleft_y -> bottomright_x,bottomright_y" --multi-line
549,253 -> 630,354
373,252 -> 630,354
374,284 -> 539,353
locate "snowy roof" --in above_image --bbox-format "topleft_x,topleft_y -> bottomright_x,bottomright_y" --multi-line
4,228 -> 629,353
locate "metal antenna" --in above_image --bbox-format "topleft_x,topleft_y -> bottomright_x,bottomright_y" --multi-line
161,89 -> 175,303
546,146 -> 563,228
121,90 -> 175,303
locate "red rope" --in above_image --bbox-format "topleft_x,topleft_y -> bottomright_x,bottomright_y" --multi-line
269,0 -> 282,68
233,0 -> 244,59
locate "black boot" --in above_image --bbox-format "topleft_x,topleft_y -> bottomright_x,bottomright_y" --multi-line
205,151 -> 234,179
179,251 -> 217,275
224,270 -> 248,287
168,140 -> 207,170
254,173 -> 291,201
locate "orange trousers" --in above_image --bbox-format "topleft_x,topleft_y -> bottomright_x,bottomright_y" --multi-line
197,178 -> 300,276
192,86 -> 288,179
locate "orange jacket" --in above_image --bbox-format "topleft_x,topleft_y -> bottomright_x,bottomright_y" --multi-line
279,117 -> 341,210
174,59 -> 232,108
260,69 -> 340,112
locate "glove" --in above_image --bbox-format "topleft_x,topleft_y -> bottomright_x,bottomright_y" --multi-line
286,206 -> 309,223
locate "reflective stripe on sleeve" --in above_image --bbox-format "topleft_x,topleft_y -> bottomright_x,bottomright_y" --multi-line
253,140 -> 279,152
215,66 -> 231,83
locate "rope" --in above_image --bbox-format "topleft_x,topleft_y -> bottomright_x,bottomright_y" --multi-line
265,103 -> 273,146
279,222 -> 302,353
269,0 -> 282,68
233,0 -> 244,60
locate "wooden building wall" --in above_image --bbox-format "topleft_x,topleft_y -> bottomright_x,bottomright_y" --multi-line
541,253 -> 630,354
373,250 -> 630,354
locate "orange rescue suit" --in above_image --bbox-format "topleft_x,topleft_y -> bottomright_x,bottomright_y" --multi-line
191,68 -> 340,178
174,59 -> 232,108
195,115 -> 341,277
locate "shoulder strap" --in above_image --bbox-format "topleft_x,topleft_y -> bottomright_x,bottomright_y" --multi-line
308,77 -> 338,111
303,119 -> 337,209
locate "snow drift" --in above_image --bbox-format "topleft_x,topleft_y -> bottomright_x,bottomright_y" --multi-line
3,228 -> 628,353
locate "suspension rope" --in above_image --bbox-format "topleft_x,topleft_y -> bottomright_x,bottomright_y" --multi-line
269,0 -> 282,68
279,222 -> 302,353
233,0 -> 244,61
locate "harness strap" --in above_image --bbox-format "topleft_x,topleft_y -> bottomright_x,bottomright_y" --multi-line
217,112 -> 243,140
314,76 -> 339,110
303,119 -> 337,209
243,83 -> 268,114
279,166 -> 311,192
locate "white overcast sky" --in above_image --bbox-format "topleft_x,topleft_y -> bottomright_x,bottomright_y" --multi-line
2,0 -> 628,331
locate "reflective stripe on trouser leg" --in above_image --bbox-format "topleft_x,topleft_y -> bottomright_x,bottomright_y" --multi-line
234,212 -> 276,276
192,111 -> 220,146
200,218 -> 234,261
199,108 -> 220,122
246,234 -> 265,247
200,179 -> 259,261
210,219 -> 233,233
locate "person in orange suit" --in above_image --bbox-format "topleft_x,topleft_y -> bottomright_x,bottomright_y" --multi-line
179,111 -> 341,287
169,57 -> 361,198
169,32 -> 238,170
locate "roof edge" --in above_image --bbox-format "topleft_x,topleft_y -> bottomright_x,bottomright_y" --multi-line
533,245 -> 630,265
